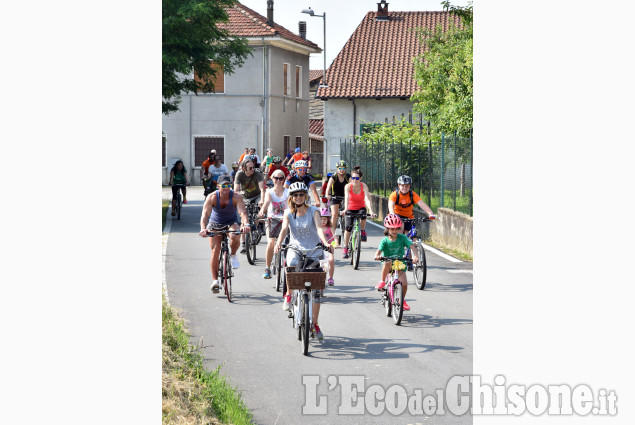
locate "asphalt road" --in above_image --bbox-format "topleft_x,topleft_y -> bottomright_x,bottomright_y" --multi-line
164,186 -> 473,424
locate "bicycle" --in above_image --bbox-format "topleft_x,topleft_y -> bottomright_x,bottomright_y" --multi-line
329,195 -> 345,246
171,183 -> 186,220
272,229 -> 289,292
202,178 -> 217,198
378,256 -> 413,325
345,212 -> 372,270
402,217 -> 433,290
206,227 -> 242,303
244,199 -> 264,265
285,243 -> 330,355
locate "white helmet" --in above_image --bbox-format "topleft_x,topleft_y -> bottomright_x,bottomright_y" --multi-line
294,160 -> 308,169
288,181 -> 308,194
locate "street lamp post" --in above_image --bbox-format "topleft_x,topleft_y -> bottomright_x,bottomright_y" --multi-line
301,7 -> 327,87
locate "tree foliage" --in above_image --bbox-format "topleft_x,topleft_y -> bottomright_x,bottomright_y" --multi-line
412,1 -> 473,137
163,0 -> 251,115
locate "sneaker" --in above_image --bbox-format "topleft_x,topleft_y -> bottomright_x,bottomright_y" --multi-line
403,300 -> 410,311
361,230 -> 367,242
282,295 -> 291,311
240,244 -> 246,254
263,268 -> 272,279
342,248 -> 349,259
183,198 -> 187,204
310,324 -> 315,339
210,280 -> 220,293
327,278 -> 335,286
231,255 -> 240,269
375,281 -> 386,291
313,324 -> 324,340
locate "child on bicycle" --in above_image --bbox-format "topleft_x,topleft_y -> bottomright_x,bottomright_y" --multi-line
373,214 -> 418,311
319,208 -> 336,286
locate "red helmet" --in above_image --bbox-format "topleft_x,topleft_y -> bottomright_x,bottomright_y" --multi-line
383,214 -> 403,229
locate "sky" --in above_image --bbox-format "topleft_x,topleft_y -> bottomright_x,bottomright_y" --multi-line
237,0 -> 471,70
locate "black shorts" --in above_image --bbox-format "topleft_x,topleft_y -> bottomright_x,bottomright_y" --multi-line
345,208 -> 367,231
172,185 -> 186,198
329,197 -> 344,206
399,215 -> 414,231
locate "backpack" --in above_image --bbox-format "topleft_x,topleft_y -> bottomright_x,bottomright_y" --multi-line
395,190 -> 414,208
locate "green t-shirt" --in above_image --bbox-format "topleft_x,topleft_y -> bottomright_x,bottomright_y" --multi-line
172,170 -> 186,185
378,233 -> 412,258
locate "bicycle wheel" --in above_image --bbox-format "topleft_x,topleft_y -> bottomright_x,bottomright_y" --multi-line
223,251 -> 232,302
384,285 -> 392,317
302,293 -> 310,355
353,229 -> 361,270
349,230 -> 357,265
176,193 -> 182,220
412,241 -> 427,290
275,251 -> 282,291
254,221 -> 263,244
392,282 -> 404,325
336,216 -> 343,246
246,231 -> 256,265
296,294 -> 302,340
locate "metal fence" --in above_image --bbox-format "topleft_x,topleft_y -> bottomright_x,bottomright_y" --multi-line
338,132 -> 473,216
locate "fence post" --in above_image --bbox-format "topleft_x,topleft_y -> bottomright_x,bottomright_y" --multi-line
454,132 -> 457,211
427,122 -> 432,207
440,132 -> 445,208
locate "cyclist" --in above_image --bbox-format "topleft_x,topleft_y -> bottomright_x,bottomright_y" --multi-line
238,147 -> 249,164
200,151 -> 216,193
282,148 -> 294,167
262,148 -> 274,175
229,161 -> 240,182
319,172 -> 333,207
301,150 -> 312,171
257,169 -> 289,279
199,175 -> 250,293
203,154 -> 229,194
341,166 -> 376,258
319,208 -> 336,286
169,160 -> 190,215
373,214 -> 418,311
274,182 -> 334,340
267,156 -> 290,180
233,157 -> 266,253
325,160 -> 351,234
286,147 -> 303,168
388,175 -> 436,234
285,160 -> 320,206
248,148 -> 261,168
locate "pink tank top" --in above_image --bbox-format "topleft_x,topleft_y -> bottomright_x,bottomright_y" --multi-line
348,184 -> 366,210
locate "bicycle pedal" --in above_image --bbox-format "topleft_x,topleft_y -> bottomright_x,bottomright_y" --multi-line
287,312 -> 293,318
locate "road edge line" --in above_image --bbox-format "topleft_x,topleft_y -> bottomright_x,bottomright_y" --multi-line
162,204 -> 173,305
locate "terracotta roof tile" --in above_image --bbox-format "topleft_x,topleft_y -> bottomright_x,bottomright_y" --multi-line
309,70 -> 323,84
220,2 -> 319,50
309,119 -> 324,138
317,11 -> 461,99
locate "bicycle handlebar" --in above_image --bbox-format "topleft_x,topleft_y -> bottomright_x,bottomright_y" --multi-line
378,256 -> 413,263
205,229 -> 243,237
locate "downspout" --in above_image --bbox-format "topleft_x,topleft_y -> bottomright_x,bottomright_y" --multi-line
189,93 -> 193,174
352,98 -> 357,137
262,39 -> 269,152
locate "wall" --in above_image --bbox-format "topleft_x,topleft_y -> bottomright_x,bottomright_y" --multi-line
367,192 -> 473,257
323,98 -> 414,171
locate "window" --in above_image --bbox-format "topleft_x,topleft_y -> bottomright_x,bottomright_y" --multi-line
295,66 -> 302,98
194,136 -> 225,166
162,133 -> 167,167
283,63 -> 289,96
194,62 -> 224,93
295,136 -> 302,149
284,135 -> 290,154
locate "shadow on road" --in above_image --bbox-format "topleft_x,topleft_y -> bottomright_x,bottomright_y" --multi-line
306,335 -> 465,360
399,313 -> 472,329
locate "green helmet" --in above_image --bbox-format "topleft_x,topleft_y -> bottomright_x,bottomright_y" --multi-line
336,160 -> 347,168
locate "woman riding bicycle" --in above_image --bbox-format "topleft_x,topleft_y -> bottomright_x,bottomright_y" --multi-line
325,160 -> 350,235
169,160 -> 190,216
341,166 -> 376,258
374,214 -> 418,311
199,176 -> 250,293
274,182 -> 334,340
388,175 -> 435,233
258,169 -> 289,279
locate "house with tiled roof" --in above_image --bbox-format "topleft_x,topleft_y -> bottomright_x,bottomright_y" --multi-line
162,0 -> 321,184
316,0 -> 460,171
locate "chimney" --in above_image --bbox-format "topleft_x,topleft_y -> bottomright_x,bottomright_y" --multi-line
376,0 -> 389,21
266,0 -> 274,27
299,21 -> 307,39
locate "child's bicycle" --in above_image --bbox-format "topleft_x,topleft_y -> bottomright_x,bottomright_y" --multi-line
285,243 -> 330,355
402,216 -> 434,290
378,256 -> 413,326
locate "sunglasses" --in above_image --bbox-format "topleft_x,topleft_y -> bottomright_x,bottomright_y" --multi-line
272,176 -> 285,181
220,183 -> 232,188
337,167 -> 346,170
246,167 -> 254,171
292,193 -> 306,197
351,176 -> 360,180
296,168 -> 307,172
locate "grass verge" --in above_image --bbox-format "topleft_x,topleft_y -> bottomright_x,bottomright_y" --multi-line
162,294 -> 253,424
424,239 -> 472,262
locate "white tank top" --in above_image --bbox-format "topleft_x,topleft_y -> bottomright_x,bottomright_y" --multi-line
267,188 -> 289,218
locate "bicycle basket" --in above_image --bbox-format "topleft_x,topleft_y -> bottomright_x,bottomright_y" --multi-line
285,267 -> 326,290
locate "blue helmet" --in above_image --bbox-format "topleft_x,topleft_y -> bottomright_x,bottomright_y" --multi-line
295,147 -> 301,153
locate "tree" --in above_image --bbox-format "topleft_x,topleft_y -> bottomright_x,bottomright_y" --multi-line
163,0 -> 251,115
412,1 -> 473,137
